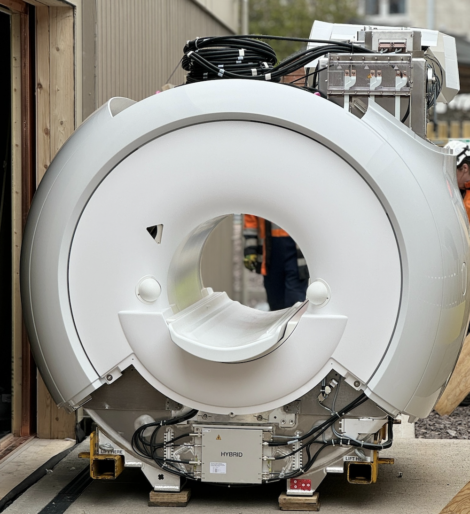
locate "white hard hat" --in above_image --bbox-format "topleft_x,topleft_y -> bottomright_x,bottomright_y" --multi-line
445,140 -> 470,167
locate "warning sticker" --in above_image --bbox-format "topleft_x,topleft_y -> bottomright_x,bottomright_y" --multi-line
216,435 -> 222,440
344,456 -> 371,462
210,462 -> 227,474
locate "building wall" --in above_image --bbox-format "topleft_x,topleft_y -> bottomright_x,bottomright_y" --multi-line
192,0 -> 240,33
82,0 -> 237,116
408,0 -> 470,41
358,0 -> 470,40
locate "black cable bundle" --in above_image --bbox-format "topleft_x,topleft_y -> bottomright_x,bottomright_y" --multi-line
131,409 -> 198,478
130,392 -> 394,483
425,55 -> 444,109
182,34 -> 373,87
265,392 -> 395,483
183,36 -> 278,83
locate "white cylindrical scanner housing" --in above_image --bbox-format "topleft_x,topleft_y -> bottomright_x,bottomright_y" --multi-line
20,80 -> 470,487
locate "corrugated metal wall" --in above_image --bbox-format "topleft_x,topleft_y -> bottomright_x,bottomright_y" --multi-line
94,0 -> 231,107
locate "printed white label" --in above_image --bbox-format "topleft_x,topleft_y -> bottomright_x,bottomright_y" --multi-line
202,428 -> 211,433
210,462 -> 227,474
344,456 -> 371,462
98,448 -> 124,455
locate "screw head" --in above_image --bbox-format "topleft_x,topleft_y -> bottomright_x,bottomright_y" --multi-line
106,374 -> 113,382
354,380 -> 361,387
257,415 -> 263,421
202,414 -> 208,420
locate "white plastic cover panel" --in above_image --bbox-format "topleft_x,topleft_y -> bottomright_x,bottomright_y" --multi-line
21,80 -> 470,418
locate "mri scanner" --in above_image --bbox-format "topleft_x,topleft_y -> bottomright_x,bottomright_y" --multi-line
21,22 -> 470,496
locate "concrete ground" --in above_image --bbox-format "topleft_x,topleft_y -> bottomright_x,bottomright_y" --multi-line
4,418 -> 470,514
0,437 -> 74,501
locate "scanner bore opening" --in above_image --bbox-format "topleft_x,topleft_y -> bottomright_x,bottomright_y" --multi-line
165,214 -> 308,362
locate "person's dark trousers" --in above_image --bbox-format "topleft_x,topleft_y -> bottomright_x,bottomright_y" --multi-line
263,236 -> 308,311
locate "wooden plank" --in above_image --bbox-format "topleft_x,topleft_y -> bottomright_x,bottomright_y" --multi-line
279,492 -> 320,512
0,436 -> 33,463
36,5 -> 50,183
25,0 -> 70,8
463,121 -> 470,139
34,5 -> 76,440
0,434 -> 15,451
427,122 -> 435,141
440,480 -> 470,513
435,334 -> 470,416
50,402 -> 76,439
35,5 -> 53,439
451,121 -> 461,139
438,121 -> 449,142
36,375 -> 52,438
49,5 -> 74,157
148,489 -> 191,507
0,0 -> 27,14
11,12 -> 23,438
20,4 -> 37,437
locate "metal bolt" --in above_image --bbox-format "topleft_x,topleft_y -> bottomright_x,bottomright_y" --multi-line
106,374 -> 113,382
289,420 -> 295,425
281,420 -> 286,425
354,380 -> 361,387
202,414 -> 208,420
257,415 -> 263,421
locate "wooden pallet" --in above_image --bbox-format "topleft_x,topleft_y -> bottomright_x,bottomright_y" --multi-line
148,489 -> 191,507
440,481 -> 470,514
279,492 -> 320,511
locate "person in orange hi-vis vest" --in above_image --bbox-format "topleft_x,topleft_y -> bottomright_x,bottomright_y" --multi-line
445,141 -> 470,220
445,141 -> 470,407
243,215 -> 309,311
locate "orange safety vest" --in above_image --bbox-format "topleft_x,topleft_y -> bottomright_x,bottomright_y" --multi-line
464,183 -> 470,222
243,215 -> 290,276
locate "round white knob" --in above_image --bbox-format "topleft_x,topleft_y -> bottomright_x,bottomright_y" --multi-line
307,280 -> 330,307
136,276 -> 161,303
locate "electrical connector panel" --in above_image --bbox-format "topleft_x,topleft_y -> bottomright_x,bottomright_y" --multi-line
191,425 -> 272,484
326,55 -> 412,96
317,53 -> 426,138
362,29 -> 421,53
307,23 -> 457,140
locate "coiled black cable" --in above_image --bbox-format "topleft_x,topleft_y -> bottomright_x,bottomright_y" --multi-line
183,34 -> 373,85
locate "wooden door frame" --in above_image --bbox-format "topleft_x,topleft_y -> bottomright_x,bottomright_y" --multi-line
34,1 -> 76,438
1,0 -> 36,438
3,0 -> 77,438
